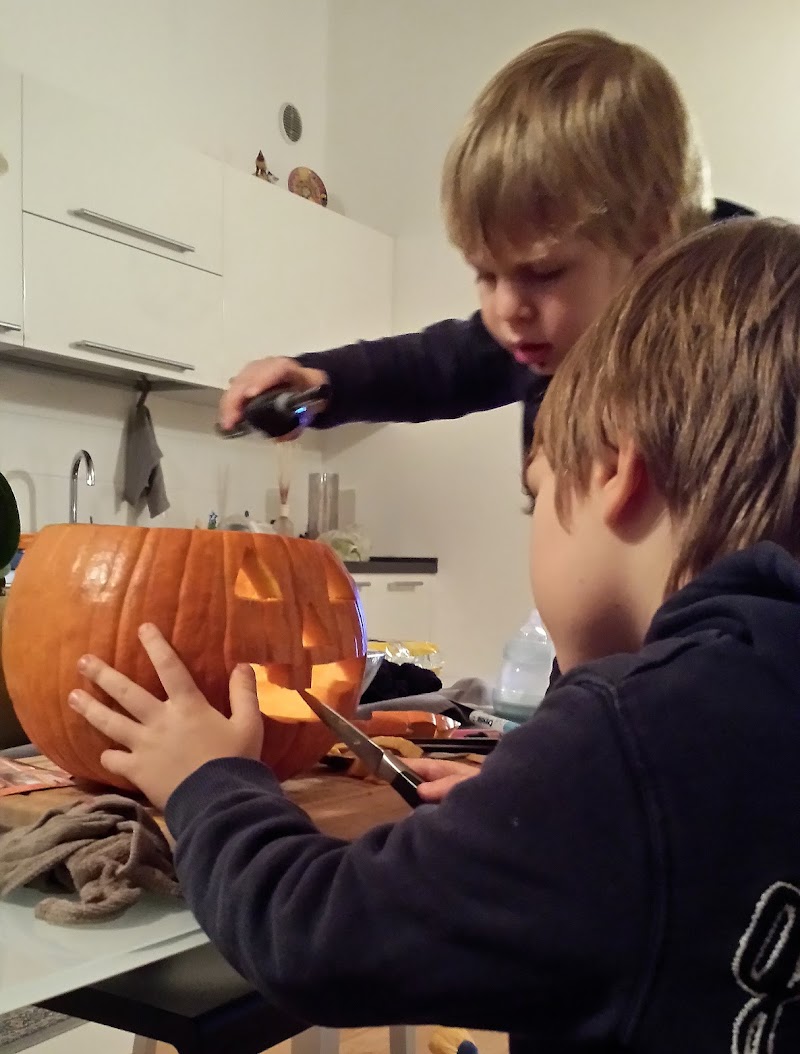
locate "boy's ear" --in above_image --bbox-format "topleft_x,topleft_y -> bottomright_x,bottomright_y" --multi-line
593,439 -> 649,529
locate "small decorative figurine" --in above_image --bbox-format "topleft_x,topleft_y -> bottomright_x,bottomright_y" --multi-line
254,150 -> 278,184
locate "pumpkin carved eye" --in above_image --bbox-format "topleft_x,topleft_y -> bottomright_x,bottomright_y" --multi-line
3,526 -> 366,793
234,550 -> 283,604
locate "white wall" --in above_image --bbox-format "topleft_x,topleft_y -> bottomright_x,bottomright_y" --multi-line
0,0 -> 329,536
0,361 -> 320,536
0,0 -> 329,178
324,0 -> 800,680
6,0 -> 800,678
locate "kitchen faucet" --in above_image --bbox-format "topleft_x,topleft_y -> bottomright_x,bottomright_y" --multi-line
69,449 -> 95,524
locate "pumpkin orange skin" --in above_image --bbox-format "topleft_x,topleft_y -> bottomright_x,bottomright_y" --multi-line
3,524 -> 366,790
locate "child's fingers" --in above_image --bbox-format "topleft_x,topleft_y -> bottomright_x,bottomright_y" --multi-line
402,758 -> 481,801
137,624 -> 200,703
76,654 -> 158,723
402,757 -> 479,782
100,748 -> 136,781
68,689 -> 142,748
229,665 -> 265,757
219,359 -> 292,430
229,662 -> 257,699
416,775 -> 476,803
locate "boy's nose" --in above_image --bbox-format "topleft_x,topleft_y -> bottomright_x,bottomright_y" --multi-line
495,281 -> 533,322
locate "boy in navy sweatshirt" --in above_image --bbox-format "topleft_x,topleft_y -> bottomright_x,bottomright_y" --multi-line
73,216 -> 800,1052
219,30 -> 753,458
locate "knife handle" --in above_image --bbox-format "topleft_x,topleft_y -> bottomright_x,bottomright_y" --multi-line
390,767 -> 424,808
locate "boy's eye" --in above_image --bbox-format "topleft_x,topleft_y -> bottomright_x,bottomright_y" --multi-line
521,266 -> 566,284
475,271 -> 496,287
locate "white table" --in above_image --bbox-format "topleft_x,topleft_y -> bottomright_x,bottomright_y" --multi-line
0,888 -> 206,1017
0,810 -> 414,1054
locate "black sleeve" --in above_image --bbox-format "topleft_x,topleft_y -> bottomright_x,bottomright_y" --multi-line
296,312 -> 528,429
711,197 -> 757,221
165,682 -> 653,1044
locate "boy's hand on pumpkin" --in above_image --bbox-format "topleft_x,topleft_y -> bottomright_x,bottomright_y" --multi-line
399,757 -> 480,803
68,623 -> 264,810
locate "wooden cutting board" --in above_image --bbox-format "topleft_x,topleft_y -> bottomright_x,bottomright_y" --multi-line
0,759 -> 412,841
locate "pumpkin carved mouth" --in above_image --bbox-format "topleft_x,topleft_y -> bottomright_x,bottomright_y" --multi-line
251,660 -> 363,723
3,525 -> 367,792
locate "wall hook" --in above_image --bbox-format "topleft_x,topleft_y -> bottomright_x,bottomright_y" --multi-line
136,375 -> 152,408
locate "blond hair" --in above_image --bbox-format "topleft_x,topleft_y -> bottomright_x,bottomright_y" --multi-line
534,217 -> 800,592
442,29 -> 712,259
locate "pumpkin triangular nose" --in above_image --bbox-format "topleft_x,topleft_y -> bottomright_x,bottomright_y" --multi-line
234,550 -> 283,602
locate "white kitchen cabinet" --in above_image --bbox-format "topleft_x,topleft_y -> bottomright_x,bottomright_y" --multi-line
222,168 -> 393,386
23,214 -> 223,385
0,65 -> 22,344
23,76 -> 223,275
352,574 -> 435,642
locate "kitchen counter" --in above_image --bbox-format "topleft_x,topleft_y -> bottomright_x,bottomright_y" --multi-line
344,556 -> 437,575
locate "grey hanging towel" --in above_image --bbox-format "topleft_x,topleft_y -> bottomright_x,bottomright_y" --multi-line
123,398 -> 170,518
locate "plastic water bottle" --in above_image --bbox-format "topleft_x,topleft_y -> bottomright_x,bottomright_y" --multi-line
492,609 -> 555,722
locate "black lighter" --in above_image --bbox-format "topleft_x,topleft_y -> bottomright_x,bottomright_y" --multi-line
216,383 -> 331,440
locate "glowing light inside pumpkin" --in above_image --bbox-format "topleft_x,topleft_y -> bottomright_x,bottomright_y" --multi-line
301,606 -> 326,647
252,661 -> 361,722
234,554 -> 283,602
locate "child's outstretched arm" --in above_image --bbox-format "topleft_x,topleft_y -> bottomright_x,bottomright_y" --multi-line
220,313 -> 534,436
72,628 -> 650,1045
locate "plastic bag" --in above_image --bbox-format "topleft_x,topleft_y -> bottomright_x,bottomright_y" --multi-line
317,526 -> 372,563
368,639 -> 444,678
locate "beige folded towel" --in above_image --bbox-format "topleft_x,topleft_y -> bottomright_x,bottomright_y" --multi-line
0,794 -> 180,924
123,397 -> 170,518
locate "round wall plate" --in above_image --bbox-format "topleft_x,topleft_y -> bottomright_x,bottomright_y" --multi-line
288,166 -> 328,207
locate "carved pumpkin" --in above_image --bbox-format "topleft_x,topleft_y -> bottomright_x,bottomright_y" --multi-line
2,524 -> 366,789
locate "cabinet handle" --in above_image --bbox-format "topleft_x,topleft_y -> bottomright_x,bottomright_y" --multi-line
354,581 -> 372,589
69,208 -> 196,254
387,580 -> 424,592
0,321 -> 21,332
72,340 -> 195,372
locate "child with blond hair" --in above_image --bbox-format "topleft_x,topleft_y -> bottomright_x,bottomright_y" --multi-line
220,29 -> 752,458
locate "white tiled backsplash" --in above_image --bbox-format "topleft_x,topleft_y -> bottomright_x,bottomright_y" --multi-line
0,360 -> 324,535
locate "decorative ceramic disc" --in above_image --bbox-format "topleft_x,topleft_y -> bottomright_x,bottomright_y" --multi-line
288,167 -> 328,207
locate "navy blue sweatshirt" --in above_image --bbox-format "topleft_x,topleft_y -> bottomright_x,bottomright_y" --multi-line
166,541 -> 800,1053
299,198 -> 755,456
